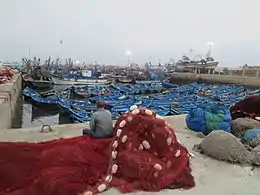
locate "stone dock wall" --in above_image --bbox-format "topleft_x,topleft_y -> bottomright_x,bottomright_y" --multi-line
170,73 -> 260,88
0,73 -> 22,130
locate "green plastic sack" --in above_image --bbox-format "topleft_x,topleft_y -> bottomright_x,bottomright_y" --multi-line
204,107 -> 231,135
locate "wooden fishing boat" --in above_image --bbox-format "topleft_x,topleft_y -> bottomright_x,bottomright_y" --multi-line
22,74 -> 54,89
150,100 -> 174,107
57,93 -> 72,113
115,76 -> 133,84
111,84 -> 133,93
111,112 -> 121,120
23,87 -> 60,107
151,106 -> 171,116
73,86 -> 90,98
111,106 -> 129,114
106,96 -> 135,107
170,107 -> 181,115
50,74 -> 111,85
31,95 -> 58,107
89,91 -> 122,102
71,101 -> 97,111
22,87 -> 38,98
69,108 -> 91,118
135,80 -> 161,84
88,86 -> 108,96
58,99 -> 71,111
71,111 -> 120,122
162,81 -> 179,88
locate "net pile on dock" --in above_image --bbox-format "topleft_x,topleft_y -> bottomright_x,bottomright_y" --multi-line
0,67 -> 17,84
242,129 -> 260,148
0,106 -> 194,195
231,118 -> 260,137
230,95 -> 260,120
198,131 -> 260,165
192,96 -> 260,164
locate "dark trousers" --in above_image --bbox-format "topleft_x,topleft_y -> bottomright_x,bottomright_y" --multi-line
82,128 -> 112,138
82,128 -> 93,136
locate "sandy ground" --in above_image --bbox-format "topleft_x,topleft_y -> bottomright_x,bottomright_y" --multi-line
1,115 -> 260,195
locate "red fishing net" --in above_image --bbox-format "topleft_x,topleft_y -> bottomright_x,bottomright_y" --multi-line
0,107 -> 194,195
0,67 -> 14,84
230,95 -> 260,120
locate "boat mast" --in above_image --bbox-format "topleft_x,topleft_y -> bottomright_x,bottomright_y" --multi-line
206,42 -> 214,58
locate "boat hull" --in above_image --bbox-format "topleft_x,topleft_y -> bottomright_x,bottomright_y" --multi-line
22,74 -> 54,89
51,76 -> 111,85
135,80 -> 161,84
176,62 -> 219,69
29,80 -> 54,89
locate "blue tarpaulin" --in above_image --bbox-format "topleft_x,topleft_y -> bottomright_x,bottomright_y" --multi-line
186,106 -> 232,135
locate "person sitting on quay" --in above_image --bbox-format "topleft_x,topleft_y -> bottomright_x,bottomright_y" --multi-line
83,100 -> 113,138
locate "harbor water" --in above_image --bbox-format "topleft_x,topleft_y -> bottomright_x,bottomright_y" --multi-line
12,85 -> 76,128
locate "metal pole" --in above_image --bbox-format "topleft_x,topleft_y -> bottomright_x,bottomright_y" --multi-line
28,45 -> 31,58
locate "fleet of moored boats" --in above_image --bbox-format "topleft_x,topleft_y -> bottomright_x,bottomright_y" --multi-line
22,81 -> 260,123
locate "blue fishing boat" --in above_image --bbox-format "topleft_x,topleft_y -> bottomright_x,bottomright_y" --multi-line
31,95 -> 58,107
57,88 -> 73,113
111,106 -> 129,114
73,85 -> 90,98
162,81 -> 179,88
50,70 -> 111,85
151,106 -> 171,116
111,84 -> 133,93
69,108 -> 91,119
71,101 -> 97,111
106,98 -> 135,108
71,114 -> 90,123
151,100 -> 173,107
58,99 -> 71,110
111,112 -> 121,120
22,87 -> 38,98
139,99 -> 153,107
89,91 -> 123,102
23,87 -> 59,107
171,107 -> 181,115
88,86 -> 111,96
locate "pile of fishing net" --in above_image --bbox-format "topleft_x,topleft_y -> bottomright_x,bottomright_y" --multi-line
0,67 -> 15,84
0,106 -> 194,195
241,129 -> 260,148
230,96 -> 260,149
190,96 -> 260,164
230,95 -> 260,120
231,118 -> 260,137
195,131 -> 260,165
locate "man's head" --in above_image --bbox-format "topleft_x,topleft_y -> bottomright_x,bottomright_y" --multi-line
96,100 -> 105,109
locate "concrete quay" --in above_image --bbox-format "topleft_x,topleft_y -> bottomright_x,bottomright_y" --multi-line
1,115 -> 259,195
0,73 -> 22,130
170,72 -> 260,88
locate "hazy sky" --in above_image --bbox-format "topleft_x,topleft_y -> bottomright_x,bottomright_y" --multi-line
0,0 -> 260,66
